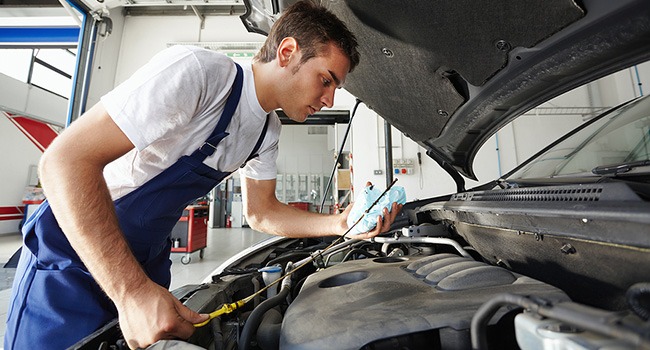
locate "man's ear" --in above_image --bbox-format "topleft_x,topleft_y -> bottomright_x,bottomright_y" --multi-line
277,37 -> 299,68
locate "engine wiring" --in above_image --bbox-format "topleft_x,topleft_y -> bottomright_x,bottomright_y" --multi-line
322,240 -> 369,267
194,178 -> 400,328
341,248 -> 378,262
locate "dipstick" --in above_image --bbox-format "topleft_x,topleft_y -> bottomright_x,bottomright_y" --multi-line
193,179 -> 399,327
193,300 -> 246,327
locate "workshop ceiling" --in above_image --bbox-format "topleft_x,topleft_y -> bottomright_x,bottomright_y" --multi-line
116,0 -> 241,4
78,0 -> 247,15
0,0 -> 247,16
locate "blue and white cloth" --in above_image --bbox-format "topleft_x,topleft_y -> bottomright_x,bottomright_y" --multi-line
346,184 -> 406,235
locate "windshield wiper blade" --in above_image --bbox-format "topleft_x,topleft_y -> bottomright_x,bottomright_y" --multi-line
591,160 -> 650,175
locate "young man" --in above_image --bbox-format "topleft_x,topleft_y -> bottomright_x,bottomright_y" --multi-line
5,1 -> 401,349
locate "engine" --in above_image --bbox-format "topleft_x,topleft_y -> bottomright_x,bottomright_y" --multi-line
72,227 -> 650,350
280,253 -> 567,350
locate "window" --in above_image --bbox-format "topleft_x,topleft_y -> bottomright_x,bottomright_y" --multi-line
0,47 -> 76,98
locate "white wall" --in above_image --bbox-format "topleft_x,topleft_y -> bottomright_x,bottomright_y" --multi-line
85,12 -> 267,108
0,71 -> 68,235
277,126 -> 332,175
337,94 -> 457,200
111,15 -> 265,86
0,114 -> 44,234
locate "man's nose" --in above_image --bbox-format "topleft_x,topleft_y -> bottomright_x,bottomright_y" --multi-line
321,88 -> 334,108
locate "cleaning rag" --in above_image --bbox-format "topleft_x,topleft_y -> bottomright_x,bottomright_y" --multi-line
346,184 -> 406,235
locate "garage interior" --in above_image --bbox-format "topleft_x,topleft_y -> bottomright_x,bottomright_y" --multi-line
0,0 -> 649,348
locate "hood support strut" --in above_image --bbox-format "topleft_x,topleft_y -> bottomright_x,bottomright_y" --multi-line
384,120 -> 394,187
427,149 -> 465,193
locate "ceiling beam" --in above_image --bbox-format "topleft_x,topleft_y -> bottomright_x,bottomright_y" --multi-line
123,4 -> 245,16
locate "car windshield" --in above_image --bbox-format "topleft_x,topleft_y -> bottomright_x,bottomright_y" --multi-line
508,95 -> 650,179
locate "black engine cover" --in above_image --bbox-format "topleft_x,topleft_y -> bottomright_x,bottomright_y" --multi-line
280,254 -> 569,350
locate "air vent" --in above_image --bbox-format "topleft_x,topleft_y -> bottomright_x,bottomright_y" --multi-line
453,185 -> 606,202
451,183 -> 641,202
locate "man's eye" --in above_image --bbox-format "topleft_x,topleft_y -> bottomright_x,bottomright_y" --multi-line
322,78 -> 331,86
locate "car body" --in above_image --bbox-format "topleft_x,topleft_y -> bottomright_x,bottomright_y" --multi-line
73,0 -> 650,349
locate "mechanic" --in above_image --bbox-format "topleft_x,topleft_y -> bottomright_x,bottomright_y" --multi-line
4,1 -> 401,349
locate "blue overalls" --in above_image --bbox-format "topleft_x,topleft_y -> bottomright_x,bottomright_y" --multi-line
5,63 -> 269,349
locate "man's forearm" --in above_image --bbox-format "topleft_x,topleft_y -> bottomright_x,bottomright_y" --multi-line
242,177 -> 349,238
245,199 -> 347,238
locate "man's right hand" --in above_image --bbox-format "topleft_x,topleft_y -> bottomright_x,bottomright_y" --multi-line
116,281 -> 209,349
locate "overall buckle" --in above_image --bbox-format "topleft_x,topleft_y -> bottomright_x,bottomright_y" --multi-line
198,132 -> 229,156
199,142 -> 218,156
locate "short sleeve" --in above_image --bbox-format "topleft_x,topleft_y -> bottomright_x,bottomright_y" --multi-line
100,46 -> 207,151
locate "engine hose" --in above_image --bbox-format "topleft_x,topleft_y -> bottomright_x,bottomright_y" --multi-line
627,282 -> 650,321
210,316 -> 225,350
292,276 -> 308,300
322,240 -> 366,267
470,293 -> 536,350
251,276 -> 261,308
370,236 -> 472,258
255,308 -> 283,350
342,248 -> 377,262
239,275 -> 292,350
471,293 -> 650,350
265,252 -> 311,268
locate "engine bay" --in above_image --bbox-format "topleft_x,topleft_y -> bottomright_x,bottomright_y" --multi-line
72,206 -> 650,350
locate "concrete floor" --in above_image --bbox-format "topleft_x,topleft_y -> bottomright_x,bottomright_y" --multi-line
0,227 -> 273,349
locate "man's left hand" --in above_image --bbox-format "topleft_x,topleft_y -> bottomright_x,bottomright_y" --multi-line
345,201 -> 402,240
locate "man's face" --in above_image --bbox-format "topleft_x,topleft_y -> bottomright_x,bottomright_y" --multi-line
278,43 -> 351,122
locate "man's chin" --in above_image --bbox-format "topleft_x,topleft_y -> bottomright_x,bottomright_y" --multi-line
285,111 -> 309,123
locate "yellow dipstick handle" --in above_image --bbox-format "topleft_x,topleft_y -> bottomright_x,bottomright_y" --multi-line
194,300 -> 246,327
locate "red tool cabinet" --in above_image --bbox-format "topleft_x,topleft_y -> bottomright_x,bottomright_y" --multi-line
171,205 -> 208,264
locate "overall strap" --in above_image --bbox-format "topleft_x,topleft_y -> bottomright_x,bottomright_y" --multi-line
195,62 -> 244,160
241,113 -> 271,168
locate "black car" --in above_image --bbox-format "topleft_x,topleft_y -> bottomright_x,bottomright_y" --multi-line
73,0 -> 650,349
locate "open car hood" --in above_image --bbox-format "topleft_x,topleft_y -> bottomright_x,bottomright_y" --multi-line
242,0 -> 650,179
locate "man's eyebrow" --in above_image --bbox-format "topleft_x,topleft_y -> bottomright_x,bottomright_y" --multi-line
328,70 -> 342,86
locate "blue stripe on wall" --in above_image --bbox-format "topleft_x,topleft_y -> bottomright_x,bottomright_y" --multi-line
0,27 -> 80,44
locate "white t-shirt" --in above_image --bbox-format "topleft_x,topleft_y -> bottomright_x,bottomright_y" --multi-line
101,45 -> 281,200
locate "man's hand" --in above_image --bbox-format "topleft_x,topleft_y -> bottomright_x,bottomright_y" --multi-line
346,201 -> 402,240
341,181 -> 403,240
117,281 -> 208,349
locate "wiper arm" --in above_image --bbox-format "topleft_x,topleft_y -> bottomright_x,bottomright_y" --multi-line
591,160 -> 650,175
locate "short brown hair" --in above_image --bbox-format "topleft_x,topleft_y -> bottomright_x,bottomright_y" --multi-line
254,0 -> 360,72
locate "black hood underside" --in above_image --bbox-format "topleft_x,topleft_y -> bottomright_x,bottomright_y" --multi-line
242,0 -> 650,179
336,0 -> 584,139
